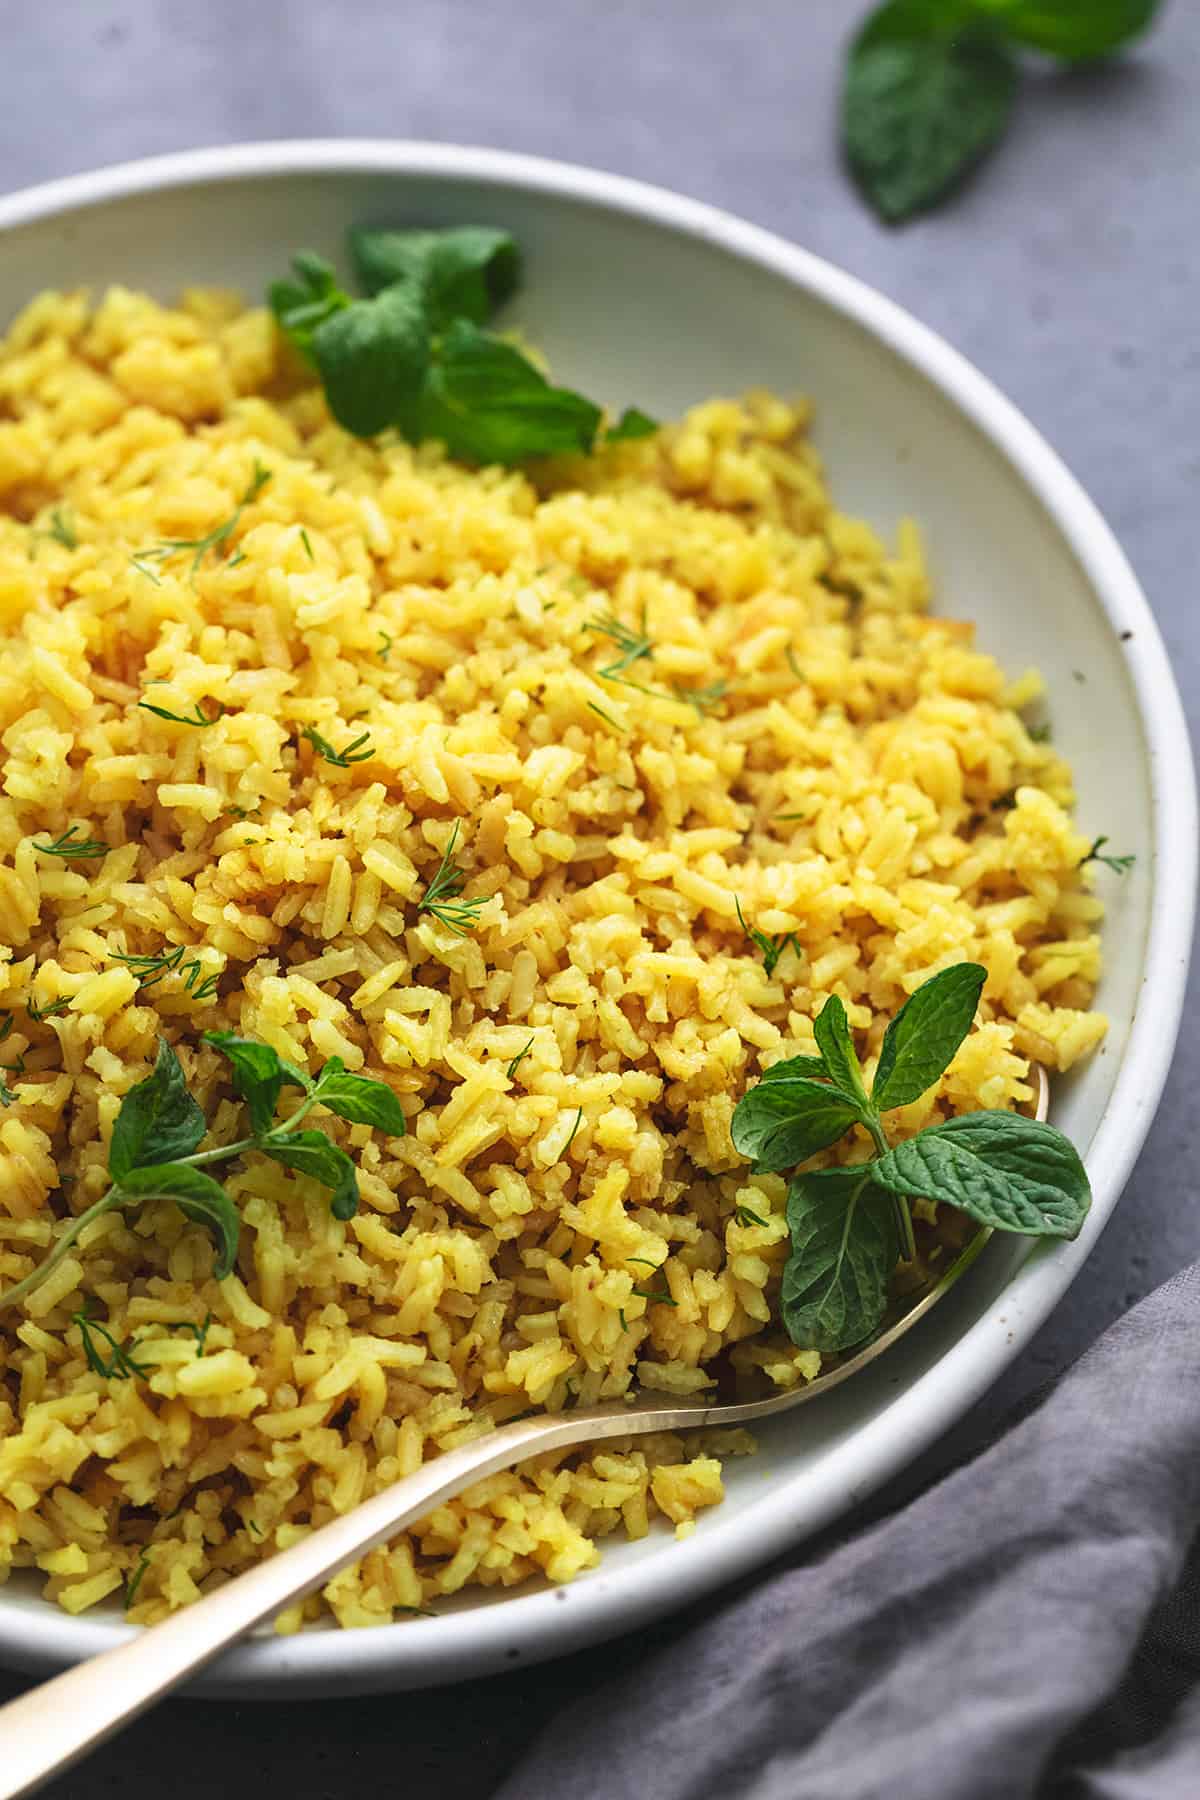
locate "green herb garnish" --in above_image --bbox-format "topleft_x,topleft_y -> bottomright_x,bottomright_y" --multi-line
0,1035 -> 407,1312
132,462 -> 272,578
124,1550 -> 152,1610
44,508 -> 78,550
33,826 -> 109,861
300,725 -> 374,767
27,995 -> 71,1022
74,1310 -> 151,1381
505,1036 -> 536,1080
586,701 -> 624,731
733,1204 -> 769,1228
561,1106 -> 584,1159
671,680 -> 727,718
269,229 -> 654,464
416,822 -> 484,936
731,964 -> 1091,1353
843,0 -> 1161,224
111,943 -> 220,1002
138,697 -> 227,728
377,631 -> 393,662
300,528 -> 315,561
1079,835 -> 1135,875
586,610 -> 654,679
735,897 -> 802,980
1027,722 -> 1052,743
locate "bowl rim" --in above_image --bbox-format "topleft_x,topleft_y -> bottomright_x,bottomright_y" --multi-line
0,138 -> 1195,1694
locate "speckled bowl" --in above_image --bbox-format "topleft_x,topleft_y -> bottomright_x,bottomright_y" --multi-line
0,140 -> 1193,1695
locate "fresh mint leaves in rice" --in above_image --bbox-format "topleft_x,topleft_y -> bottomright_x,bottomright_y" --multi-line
0,270 -> 1108,1630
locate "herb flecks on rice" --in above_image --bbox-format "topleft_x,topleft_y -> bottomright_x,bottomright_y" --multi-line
0,282 -> 1106,1628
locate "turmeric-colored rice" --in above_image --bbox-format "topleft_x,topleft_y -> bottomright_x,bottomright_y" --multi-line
0,284 -> 1106,1628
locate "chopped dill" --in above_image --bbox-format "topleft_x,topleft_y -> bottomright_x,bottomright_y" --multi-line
300,528 -> 315,561
734,896 -> 802,979
43,508 -> 78,550
111,943 -> 220,1000
633,1283 -> 677,1307
124,1550 -> 152,1610
138,697 -> 226,728
626,1258 -> 659,1270
416,822 -> 485,936
786,646 -> 804,680
776,809 -> 813,822
33,825 -> 109,861
377,630 -> 393,662
618,1308 -> 628,1331
226,549 -> 248,569
1027,722 -> 1052,743
505,1036 -> 536,1080
131,461 -> 272,579
586,701 -> 624,731
561,1106 -> 585,1158
0,1015 -> 11,1045
301,724 -> 374,767
176,1311 -> 212,1358
27,995 -> 71,1022
73,1311 -> 150,1381
671,679 -> 727,717
224,804 -> 260,820
1079,835 -> 1135,875
586,608 -> 653,678
734,1204 -> 769,1228
246,1520 -> 263,1537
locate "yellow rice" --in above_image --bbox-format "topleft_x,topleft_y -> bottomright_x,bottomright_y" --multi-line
0,283 -> 1106,1629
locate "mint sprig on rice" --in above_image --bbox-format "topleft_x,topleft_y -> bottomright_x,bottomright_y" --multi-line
732,963 -> 1091,1354
269,227 -> 656,463
0,1036 -> 406,1313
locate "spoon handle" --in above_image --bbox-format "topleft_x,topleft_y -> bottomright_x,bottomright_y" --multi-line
0,1400 -> 692,1800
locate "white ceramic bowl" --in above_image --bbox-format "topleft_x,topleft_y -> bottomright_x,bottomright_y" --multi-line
0,141 -> 1194,1695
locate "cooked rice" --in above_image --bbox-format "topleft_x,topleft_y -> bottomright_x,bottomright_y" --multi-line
0,284 -> 1106,1629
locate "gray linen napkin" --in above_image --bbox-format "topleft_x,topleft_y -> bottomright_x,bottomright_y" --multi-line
494,1262 -> 1200,1800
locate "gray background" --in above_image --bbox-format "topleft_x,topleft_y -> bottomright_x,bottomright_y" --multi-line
1,2 -> 1197,1793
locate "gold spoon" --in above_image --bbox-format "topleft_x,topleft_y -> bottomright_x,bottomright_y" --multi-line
0,1065 -> 1048,1799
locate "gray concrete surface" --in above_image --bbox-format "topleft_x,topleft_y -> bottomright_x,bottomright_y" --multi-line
1,2 -> 1197,1793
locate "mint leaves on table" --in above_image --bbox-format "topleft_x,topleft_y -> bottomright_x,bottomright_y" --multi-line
269,226 -> 655,464
843,0 -> 1162,222
732,963 -> 1090,1353
0,1036 -> 407,1312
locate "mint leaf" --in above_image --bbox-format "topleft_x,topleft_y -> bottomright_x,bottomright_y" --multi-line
109,1039 -> 205,1181
843,2 -> 1017,222
350,226 -> 520,325
731,1072 -> 862,1174
116,1163 -> 240,1278
261,1131 -> 359,1220
759,1054 -> 832,1084
871,963 -> 987,1112
310,283 -> 430,437
415,321 -> 603,464
268,252 -> 350,360
989,0 -> 1159,60
204,1032 -> 306,1137
780,1165 -> 898,1352
813,994 -> 871,1110
312,1060 -> 407,1134
872,1110 -> 1091,1237
606,407 -> 658,443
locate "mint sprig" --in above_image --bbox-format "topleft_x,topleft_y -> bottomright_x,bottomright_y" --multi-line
843,0 -> 1162,222
732,963 -> 1090,1352
0,1036 -> 407,1313
269,228 -> 655,464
